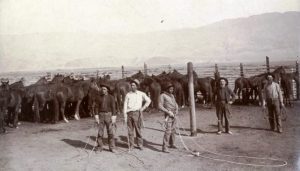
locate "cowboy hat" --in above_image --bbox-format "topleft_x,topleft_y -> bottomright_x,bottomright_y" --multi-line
265,72 -> 275,79
164,82 -> 174,91
130,79 -> 140,86
100,83 -> 111,91
218,77 -> 229,86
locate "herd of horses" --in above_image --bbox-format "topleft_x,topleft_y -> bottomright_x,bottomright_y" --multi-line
0,66 -> 298,128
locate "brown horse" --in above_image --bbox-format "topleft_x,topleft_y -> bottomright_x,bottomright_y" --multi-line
280,72 -> 298,107
153,72 -> 185,107
197,77 -> 215,107
0,80 -> 24,128
247,66 -> 286,105
234,77 -> 251,104
140,76 -> 161,110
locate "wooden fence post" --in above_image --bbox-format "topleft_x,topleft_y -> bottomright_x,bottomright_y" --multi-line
214,64 -> 220,81
96,70 -> 99,79
144,63 -> 148,76
121,65 -> 125,79
296,60 -> 299,100
187,62 -> 197,136
266,56 -> 270,73
240,63 -> 244,77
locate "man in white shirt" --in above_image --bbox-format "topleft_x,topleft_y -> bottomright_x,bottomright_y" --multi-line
123,79 -> 151,150
262,73 -> 284,133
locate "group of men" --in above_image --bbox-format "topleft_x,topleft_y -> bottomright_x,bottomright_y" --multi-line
91,72 -> 285,153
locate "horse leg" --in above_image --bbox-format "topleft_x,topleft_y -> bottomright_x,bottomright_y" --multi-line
60,101 -> 68,123
33,96 -> 40,123
13,104 -> 21,128
74,100 -> 82,120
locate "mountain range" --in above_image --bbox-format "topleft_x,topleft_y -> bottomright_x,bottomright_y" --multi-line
0,11 -> 299,72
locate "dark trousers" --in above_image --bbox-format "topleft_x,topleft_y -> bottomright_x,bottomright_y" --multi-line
216,102 -> 230,132
127,111 -> 143,148
266,99 -> 282,132
162,115 -> 176,150
97,112 -> 115,150
0,111 -> 6,133
7,107 -> 19,127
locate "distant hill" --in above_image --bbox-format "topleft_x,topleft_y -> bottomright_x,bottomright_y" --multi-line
0,11 -> 299,72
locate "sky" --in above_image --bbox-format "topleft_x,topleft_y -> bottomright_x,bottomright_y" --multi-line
0,0 -> 299,72
0,0 -> 299,34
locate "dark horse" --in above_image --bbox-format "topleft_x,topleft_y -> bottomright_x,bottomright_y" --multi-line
280,72 -> 298,107
247,66 -> 286,105
197,77 -> 215,107
234,77 -> 251,104
0,80 -> 24,128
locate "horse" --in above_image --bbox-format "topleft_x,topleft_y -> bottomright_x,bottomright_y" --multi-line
0,80 -> 23,128
233,77 -> 251,104
153,73 -> 185,107
140,76 -> 161,110
197,77 -> 215,107
247,66 -> 286,105
280,72 -> 298,107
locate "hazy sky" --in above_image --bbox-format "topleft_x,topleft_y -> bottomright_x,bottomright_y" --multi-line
0,0 -> 299,34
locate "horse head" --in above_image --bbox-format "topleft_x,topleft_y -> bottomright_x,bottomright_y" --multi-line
272,66 -> 286,83
0,79 -> 10,91
51,74 -> 65,84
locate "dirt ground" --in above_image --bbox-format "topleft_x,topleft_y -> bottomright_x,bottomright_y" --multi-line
0,102 -> 299,171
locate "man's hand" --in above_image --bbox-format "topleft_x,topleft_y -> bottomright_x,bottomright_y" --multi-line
280,103 -> 285,108
94,115 -> 100,125
228,101 -> 233,105
111,115 -> 117,124
168,111 -> 175,118
164,115 -> 169,122
139,108 -> 144,113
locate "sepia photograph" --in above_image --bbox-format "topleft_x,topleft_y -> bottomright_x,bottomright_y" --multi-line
0,0 -> 299,170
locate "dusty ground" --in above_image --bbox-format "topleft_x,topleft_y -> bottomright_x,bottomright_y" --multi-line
0,102 -> 299,171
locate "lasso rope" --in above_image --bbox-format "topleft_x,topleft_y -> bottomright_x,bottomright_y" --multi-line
263,107 -> 287,121
175,116 -> 288,168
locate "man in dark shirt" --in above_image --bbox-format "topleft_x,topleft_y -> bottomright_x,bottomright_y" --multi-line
215,77 -> 235,135
94,83 -> 117,153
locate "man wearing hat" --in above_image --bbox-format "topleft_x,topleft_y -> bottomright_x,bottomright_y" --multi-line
94,83 -> 117,153
215,77 -> 235,135
262,73 -> 284,133
159,82 -> 178,153
123,79 -> 151,150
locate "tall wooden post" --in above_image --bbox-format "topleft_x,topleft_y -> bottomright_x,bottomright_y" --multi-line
96,70 -> 99,79
121,65 -> 125,79
296,60 -> 299,100
144,63 -> 148,76
214,64 -> 220,81
240,63 -> 244,77
187,62 -> 197,136
266,56 -> 270,73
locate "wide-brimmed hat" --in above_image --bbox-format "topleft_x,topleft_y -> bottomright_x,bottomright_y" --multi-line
265,72 -> 275,79
218,77 -> 228,86
100,83 -> 111,91
164,82 -> 174,90
130,79 -> 140,86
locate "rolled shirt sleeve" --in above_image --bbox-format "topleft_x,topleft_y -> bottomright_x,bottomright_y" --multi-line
142,92 -> 151,110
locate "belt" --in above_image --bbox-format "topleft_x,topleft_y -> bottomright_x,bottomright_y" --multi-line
98,112 -> 112,115
127,110 -> 139,114
99,111 -> 111,113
